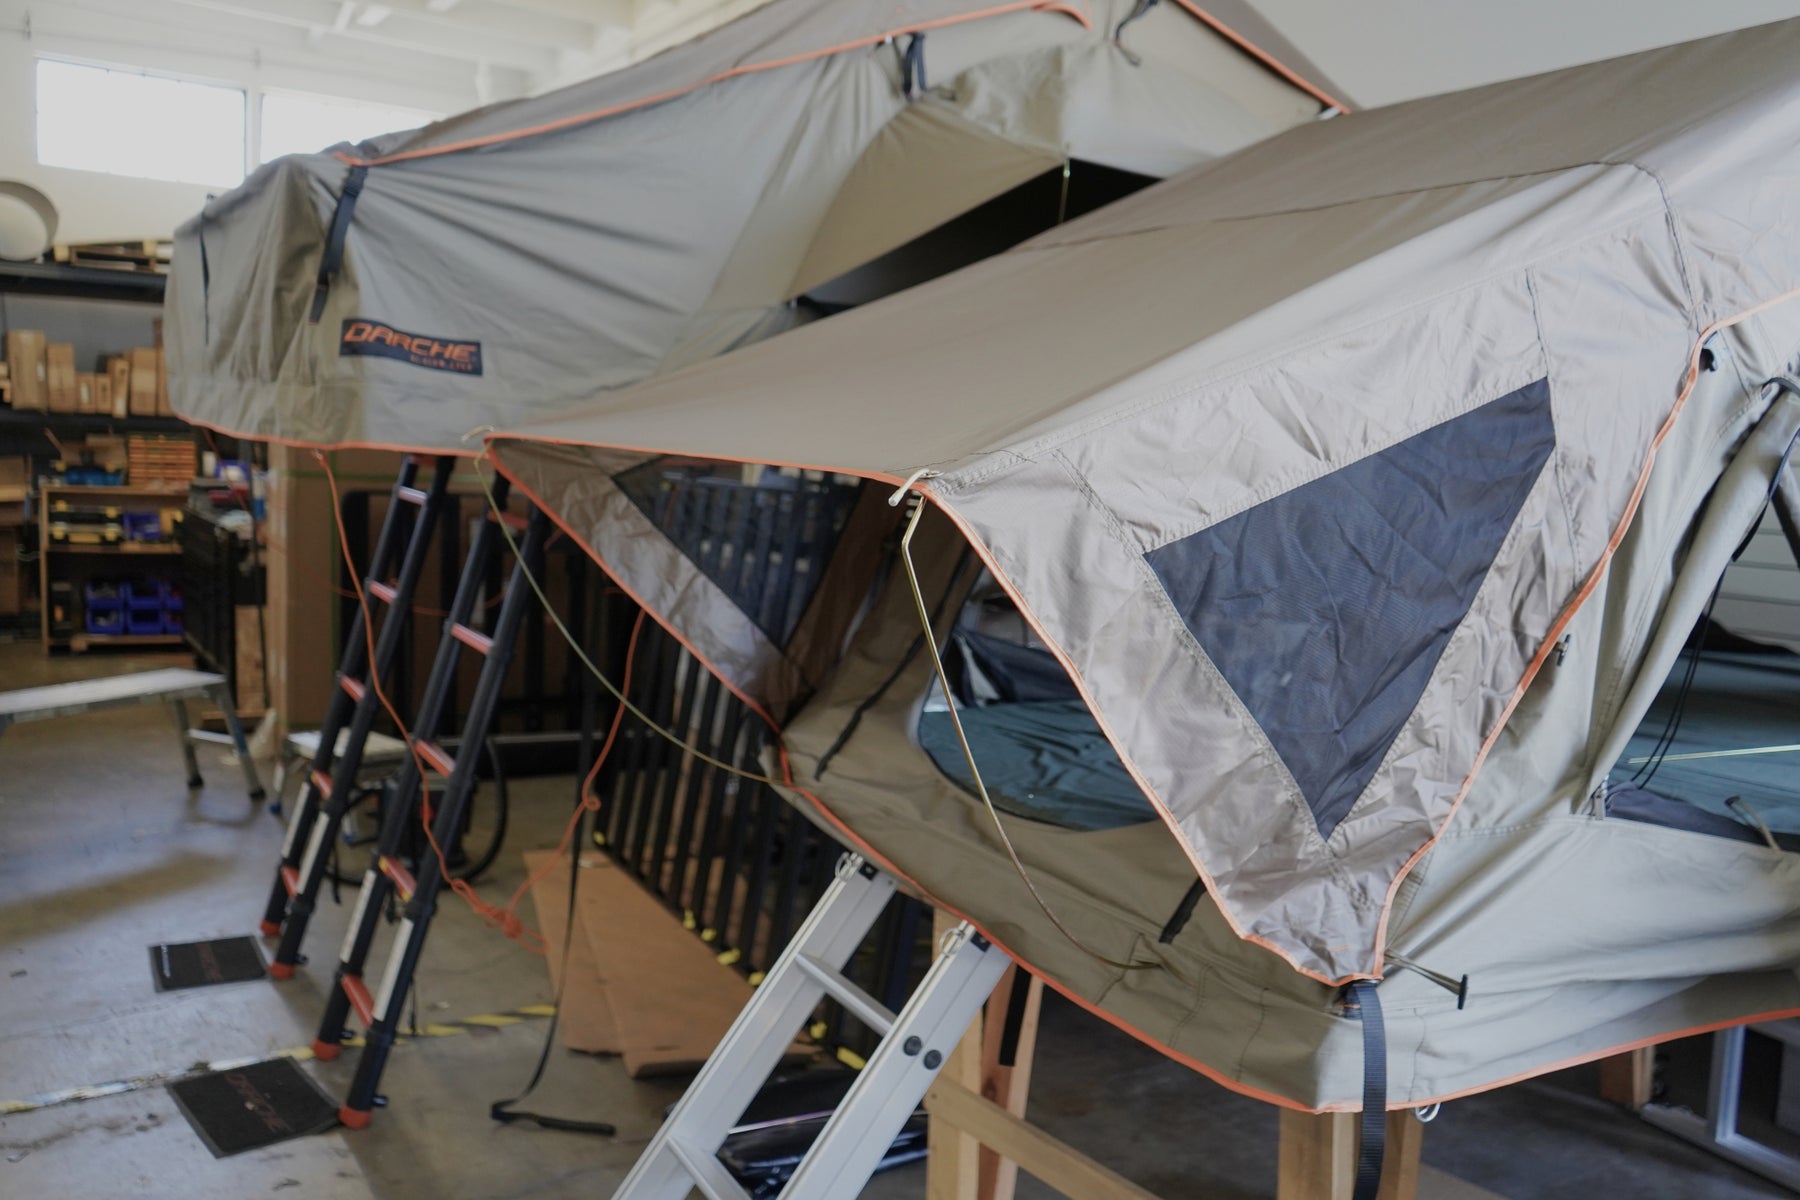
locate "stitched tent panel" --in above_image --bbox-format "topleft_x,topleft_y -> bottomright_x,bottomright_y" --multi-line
164,0 -> 1324,452
488,18 -> 1800,992
1145,379 -> 1557,835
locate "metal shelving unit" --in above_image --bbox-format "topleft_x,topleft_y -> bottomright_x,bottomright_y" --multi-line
39,484 -> 190,654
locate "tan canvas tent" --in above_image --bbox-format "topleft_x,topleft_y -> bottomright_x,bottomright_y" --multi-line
163,0 -> 1335,452
487,19 -> 1800,1111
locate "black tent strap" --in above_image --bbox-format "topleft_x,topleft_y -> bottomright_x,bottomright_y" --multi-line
1113,0 -> 1160,41
489,798 -> 616,1138
309,164 -> 369,324
1344,979 -> 1387,1200
197,211 -> 212,344
901,33 -> 927,99
994,967 -> 1034,1069
1157,877 -> 1206,944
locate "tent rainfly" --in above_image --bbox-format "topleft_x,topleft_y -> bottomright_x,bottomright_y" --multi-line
487,19 -> 1800,1111
164,0 -> 1338,452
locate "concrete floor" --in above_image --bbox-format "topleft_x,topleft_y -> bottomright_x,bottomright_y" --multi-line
0,642 -> 1791,1199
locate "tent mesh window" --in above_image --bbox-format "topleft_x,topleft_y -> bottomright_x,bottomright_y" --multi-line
1605,623 -> 1800,848
1606,464 -> 1800,847
1146,379 -> 1556,836
918,580 -> 1159,833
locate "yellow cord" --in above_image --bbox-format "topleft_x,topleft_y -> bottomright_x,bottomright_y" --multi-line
470,453 -> 784,789
473,454 -> 1190,986
895,496 -> 1174,980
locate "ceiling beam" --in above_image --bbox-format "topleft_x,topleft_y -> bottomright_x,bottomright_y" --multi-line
161,0 -> 562,73
482,0 -> 636,31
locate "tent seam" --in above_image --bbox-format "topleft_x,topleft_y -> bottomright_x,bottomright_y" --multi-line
945,193 -> 1668,486
339,2 -> 1096,167
1525,267 -> 1587,565
1326,435 -> 1560,859
1043,447 -> 1349,886
1578,380 -> 1773,794
1142,358 -> 1548,549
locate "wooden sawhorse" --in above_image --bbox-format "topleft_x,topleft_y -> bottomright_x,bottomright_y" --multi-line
923,911 -> 1425,1200
0,668 -> 265,801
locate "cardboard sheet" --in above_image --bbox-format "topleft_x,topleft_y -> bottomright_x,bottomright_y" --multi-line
524,848 -> 811,1077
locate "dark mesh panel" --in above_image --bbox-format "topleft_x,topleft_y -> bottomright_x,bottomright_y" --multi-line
1145,379 -> 1555,836
613,457 -> 863,647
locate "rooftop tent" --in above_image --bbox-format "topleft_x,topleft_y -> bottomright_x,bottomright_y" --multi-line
488,18 -> 1800,1110
163,0 -> 1337,453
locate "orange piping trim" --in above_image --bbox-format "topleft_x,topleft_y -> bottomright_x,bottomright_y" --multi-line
496,464 -> 790,734
337,3 -> 1091,168
1168,0 -> 1349,112
484,286 -> 1800,989
486,433 -> 909,492
915,484 -> 1355,986
1401,1004 -> 1800,1111
1369,284 -> 1800,976
489,444 -> 1347,1106
488,399 -> 1800,1113
178,412 -> 481,459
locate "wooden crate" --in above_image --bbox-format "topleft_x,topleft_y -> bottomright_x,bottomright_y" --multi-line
126,434 -> 195,488
50,239 -> 172,273
5,330 -> 46,411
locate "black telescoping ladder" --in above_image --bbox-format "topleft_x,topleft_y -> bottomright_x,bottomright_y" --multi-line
256,455 -> 552,1123
262,454 -> 457,970
320,497 -> 550,1128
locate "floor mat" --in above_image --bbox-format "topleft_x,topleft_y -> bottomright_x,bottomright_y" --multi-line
149,936 -> 267,991
167,1057 -> 340,1157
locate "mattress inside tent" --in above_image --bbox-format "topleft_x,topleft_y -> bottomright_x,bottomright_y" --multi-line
924,598 -> 1800,842
917,583 -> 1158,833
1608,633 -> 1800,847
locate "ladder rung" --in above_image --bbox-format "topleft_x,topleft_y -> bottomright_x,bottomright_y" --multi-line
281,865 -> 299,898
367,580 -> 397,604
793,953 -> 896,1036
377,855 -> 416,901
449,622 -> 492,655
417,740 -> 456,777
667,1139 -> 753,1200
339,675 -> 365,702
341,975 -> 376,1027
487,509 -> 528,531
309,770 -> 333,799
396,485 -> 429,506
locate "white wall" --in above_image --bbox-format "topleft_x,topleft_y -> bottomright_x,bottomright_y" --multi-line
0,0 -> 523,243
1254,0 -> 1800,107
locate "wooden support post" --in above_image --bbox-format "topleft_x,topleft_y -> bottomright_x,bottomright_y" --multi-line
1276,1109 -> 1423,1200
927,909 -> 986,1200
926,1079 -> 1160,1200
1597,1047 -> 1655,1110
978,964 -> 1045,1200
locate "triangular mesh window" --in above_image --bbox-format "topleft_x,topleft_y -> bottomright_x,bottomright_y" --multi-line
1146,380 -> 1556,835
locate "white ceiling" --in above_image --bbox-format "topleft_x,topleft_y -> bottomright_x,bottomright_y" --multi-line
1,0 -> 770,109
7,0 -> 1800,120
1256,0 -> 1800,107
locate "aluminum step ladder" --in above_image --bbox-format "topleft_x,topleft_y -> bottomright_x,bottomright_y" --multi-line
260,454 -> 458,975
613,852 -> 1011,1200
320,496 -> 551,1127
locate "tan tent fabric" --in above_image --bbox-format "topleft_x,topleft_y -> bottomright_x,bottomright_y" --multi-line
488,18 -> 1800,1105
789,101 -> 1063,297
165,0 -> 1320,452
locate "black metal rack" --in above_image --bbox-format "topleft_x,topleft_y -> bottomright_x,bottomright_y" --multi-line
180,503 -> 266,704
